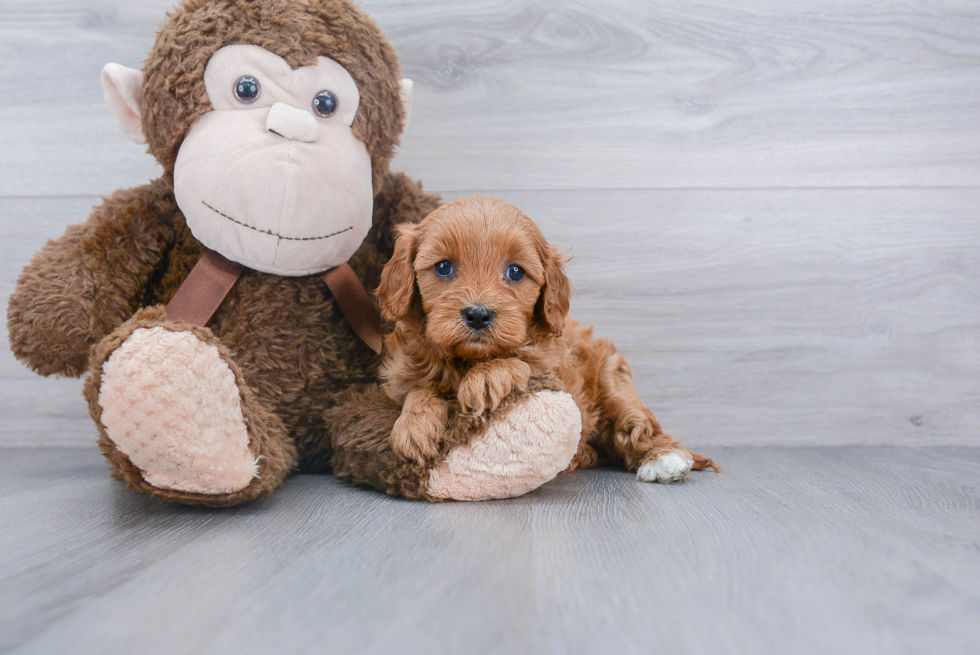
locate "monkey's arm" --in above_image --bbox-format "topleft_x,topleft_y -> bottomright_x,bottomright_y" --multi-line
7,179 -> 179,377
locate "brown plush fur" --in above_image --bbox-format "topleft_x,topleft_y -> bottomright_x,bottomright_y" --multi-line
376,196 -> 718,475
6,0 -> 442,505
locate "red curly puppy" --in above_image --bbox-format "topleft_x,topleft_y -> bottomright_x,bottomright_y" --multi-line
376,195 -> 716,482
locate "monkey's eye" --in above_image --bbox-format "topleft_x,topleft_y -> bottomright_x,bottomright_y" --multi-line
234,76 -> 261,104
506,264 -> 525,282
434,261 -> 455,278
312,90 -> 339,118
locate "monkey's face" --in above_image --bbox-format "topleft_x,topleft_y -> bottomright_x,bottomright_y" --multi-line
172,45 -> 373,276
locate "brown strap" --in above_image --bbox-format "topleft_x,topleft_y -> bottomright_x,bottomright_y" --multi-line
165,250 -> 244,325
321,263 -> 384,355
165,250 -> 382,355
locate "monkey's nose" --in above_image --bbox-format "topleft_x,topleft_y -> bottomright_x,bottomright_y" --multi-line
265,102 -> 319,143
462,304 -> 495,331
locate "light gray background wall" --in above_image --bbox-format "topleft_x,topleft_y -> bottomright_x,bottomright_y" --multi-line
1,0 -> 978,448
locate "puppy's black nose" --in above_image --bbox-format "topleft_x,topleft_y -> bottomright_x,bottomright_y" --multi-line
462,304 -> 495,331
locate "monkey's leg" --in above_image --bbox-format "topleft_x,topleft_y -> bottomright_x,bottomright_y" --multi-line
593,351 -> 717,483
326,380 -> 583,502
84,306 -> 297,507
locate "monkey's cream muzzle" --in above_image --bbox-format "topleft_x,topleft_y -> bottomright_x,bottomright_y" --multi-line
172,45 -> 374,276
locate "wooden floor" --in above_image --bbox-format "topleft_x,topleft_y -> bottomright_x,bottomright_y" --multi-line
1,447 -> 978,655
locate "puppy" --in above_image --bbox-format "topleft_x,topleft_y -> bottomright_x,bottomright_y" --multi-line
375,195 -> 716,482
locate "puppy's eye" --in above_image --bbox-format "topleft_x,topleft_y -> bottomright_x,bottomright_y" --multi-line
434,261 -> 455,278
506,264 -> 525,282
234,76 -> 261,104
312,90 -> 339,118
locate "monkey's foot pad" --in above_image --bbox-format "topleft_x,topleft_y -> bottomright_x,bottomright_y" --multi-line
426,390 -> 583,501
98,326 -> 258,495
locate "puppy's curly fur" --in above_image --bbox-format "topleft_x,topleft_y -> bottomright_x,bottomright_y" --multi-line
376,196 -> 717,480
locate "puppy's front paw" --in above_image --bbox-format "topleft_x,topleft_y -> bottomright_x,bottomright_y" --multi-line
458,359 -> 532,415
637,449 -> 694,483
457,372 -> 491,415
391,392 -> 449,464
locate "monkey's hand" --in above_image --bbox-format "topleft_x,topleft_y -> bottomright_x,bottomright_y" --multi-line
7,181 -> 177,377
457,358 -> 532,416
391,387 -> 449,464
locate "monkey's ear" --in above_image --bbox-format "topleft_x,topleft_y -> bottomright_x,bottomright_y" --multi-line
101,63 -> 146,144
400,79 -> 414,129
376,223 -> 418,321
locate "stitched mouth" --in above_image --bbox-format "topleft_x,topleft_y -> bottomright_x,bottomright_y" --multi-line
202,201 -> 353,241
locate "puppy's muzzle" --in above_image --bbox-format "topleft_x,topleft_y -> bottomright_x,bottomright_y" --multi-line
461,304 -> 495,331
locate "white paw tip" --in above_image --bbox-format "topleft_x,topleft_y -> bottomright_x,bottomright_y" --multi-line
637,450 -> 694,483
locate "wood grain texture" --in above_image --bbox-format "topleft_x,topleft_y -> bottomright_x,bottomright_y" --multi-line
1,447 -> 978,654
463,188 -> 980,448
4,189 -> 976,446
0,1 -> 977,446
1,0 -> 979,195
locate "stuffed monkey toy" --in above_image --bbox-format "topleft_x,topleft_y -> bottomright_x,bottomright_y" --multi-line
7,0 -> 582,506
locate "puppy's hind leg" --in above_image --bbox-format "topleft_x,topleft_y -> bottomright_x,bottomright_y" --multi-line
594,351 -> 717,483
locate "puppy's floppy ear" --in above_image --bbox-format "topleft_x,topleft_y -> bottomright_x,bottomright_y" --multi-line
376,223 -> 419,321
533,241 -> 571,337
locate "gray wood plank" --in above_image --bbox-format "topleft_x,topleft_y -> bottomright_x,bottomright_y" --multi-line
462,188 -> 980,448
1,0 -> 979,195
1,446 -> 978,654
4,189 -> 977,447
